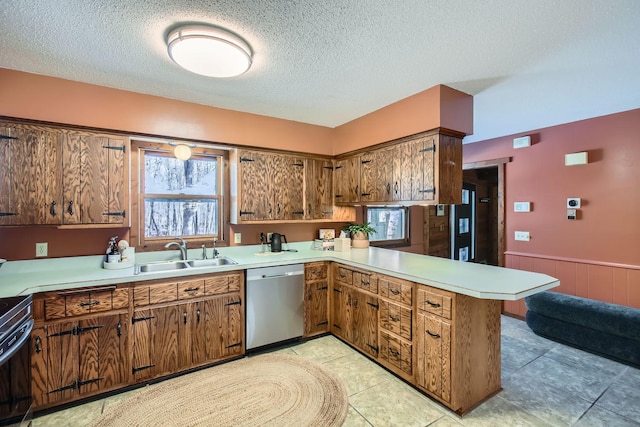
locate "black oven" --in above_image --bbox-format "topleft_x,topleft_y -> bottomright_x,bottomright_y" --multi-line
0,295 -> 33,427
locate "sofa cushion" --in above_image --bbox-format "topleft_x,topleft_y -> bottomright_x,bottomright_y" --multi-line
525,291 -> 640,341
526,310 -> 640,368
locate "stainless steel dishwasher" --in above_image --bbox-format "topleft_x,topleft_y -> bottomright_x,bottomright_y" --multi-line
246,264 -> 304,350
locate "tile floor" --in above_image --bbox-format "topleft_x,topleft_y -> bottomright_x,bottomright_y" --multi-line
33,316 -> 640,426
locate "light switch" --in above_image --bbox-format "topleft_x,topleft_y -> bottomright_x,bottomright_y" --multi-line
514,202 -> 531,212
514,231 -> 530,241
234,233 -> 242,244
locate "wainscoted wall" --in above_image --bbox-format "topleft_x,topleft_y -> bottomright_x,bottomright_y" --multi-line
504,252 -> 640,317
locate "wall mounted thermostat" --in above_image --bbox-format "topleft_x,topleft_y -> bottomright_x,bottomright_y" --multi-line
436,205 -> 445,216
567,209 -> 577,220
567,198 -> 581,208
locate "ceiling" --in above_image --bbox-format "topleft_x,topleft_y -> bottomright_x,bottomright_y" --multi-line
1,0 -> 639,143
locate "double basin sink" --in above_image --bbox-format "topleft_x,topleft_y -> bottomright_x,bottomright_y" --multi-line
135,257 -> 237,275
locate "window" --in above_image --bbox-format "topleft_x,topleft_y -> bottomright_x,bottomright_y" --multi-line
365,206 -> 409,246
132,141 -> 227,249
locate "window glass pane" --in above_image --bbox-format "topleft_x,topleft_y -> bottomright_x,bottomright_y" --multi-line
144,154 -> 217,195
145,198 -> 218,237
366,207 -> 407,241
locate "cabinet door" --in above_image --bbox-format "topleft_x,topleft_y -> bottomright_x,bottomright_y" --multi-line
42,321 -> 79,405
275,155 -> 305,220
304,279 -> 329,336
416,312 -> 451,403
150,305 -> 179,378
331,284 -> 352,342
359,153 -> 376,202
410,136 -> 436,201
334,157 -> 360,203
306,159 -> 334,219
237,151 -> 274,221
392,143 -> 412,201
131,309 -> 154,382
0,124 -> 62,225
352,290 -> 379,358
61,131 -> 127,224
178,301 -> 207,368
204,294 -> 244,360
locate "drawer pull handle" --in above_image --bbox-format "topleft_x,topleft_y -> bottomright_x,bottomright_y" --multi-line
197,308 -> 201,323
389,288 -> 400,295
35,336 -> 42,353
79,300 -> 100,308
426,330 -> 441,339
390,315 -> 400,322
425,300 -> 441,308
389,348 -> 400,356
312,270 -> 323,275
183,311 -> 188,324
183,287 -> 200,293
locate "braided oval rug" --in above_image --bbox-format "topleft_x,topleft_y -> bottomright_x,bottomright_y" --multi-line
92,353 -> 348,427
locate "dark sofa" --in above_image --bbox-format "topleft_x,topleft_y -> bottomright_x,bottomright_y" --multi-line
525,291 -> 640,368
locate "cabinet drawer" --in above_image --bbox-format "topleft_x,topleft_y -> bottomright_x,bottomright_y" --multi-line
353,271 -> 378,294
333,265 -> 353,285
379,276 -> 413,306
149,283 -> 177,305
305,263 -> 328,281
417,286 -> 453,319
380,300 -> 412,340
205,276 -> 230,295
133,287 -> 150,307
379,331 -> 412,376
178,279 -> 204,300
44,287 -> 129,319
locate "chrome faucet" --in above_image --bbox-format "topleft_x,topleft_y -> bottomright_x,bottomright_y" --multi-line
212,238 -> 219,259
164,237 -> 188,260
201,244 -> 207,260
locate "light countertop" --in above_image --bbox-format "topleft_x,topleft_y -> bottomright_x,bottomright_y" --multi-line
0,242 -> 558,300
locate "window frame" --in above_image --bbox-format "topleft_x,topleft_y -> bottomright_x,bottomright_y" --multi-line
364,206 -> 410,247
131,140 -> 229,251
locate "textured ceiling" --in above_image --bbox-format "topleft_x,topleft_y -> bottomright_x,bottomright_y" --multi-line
1,0 -> 639,143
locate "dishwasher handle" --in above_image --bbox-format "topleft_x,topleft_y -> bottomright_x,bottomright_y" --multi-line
257,271 -> 303,280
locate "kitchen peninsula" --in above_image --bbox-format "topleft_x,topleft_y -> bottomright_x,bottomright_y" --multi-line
0,243 -> 558,414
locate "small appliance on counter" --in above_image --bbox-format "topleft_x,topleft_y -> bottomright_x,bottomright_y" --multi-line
270,233 -> 285,252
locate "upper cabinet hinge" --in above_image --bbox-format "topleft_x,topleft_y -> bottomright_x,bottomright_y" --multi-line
103,210 -> 126,218
239,157 -> 254,162
103,145 -> 125,153
322,166 -> 334,170
0,135 -> 18,140
419,144 -> 436,153
361,160 -> 372,164
292,162 -> 304,167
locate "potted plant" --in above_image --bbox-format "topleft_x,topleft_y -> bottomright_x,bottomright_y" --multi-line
344,222 -> 376,248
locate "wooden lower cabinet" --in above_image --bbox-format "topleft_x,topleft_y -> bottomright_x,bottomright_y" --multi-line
416,312 -> 451,402
304,262 -> 329,337
331,282 -> 378,359
132,293 -> 244,382
30,313 -> 129,408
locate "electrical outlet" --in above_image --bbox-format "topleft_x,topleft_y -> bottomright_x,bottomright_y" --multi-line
36,242 -> 48,257
267,232 -> 273,242
234,233 -> 242,244
514,231 -> 530,241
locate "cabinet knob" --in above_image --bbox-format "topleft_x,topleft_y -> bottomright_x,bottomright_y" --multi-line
67,200 -> 74,215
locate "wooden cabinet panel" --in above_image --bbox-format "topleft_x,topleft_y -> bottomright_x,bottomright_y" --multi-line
148,283 -> 178,305
352,290 -> 379,358
353,270 -> 378,294
392,143 -> 412,201
132,305 -> 180,381
416,312 -> 452,403
333,264 -> 353,285
379,300 -> 412,341
236,151 -> 273,221
204,294 -> 244,360
334,156 -> 360,204
276,156 -> 305,219
360,149 -> 393,202
331,283 -> 352,342
379,331 -> 412,376
304,262 -> 329,337
418,287 -> 453,319
43,287 -> 129,320
305,159 -> 334,219
378,275 -> 413,306
31,314 -> 128,408
177,279 -> 204,300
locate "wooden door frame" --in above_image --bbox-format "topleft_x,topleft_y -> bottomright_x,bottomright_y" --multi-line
463,157 -> 510,267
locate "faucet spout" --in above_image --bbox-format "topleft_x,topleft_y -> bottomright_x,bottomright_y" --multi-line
164,237 -> 188,260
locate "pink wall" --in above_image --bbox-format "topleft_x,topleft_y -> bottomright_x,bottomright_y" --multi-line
464,109 -> 640,314
333,85 -> 473,154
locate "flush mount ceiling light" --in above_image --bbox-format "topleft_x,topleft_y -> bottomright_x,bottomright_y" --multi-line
169,142 -> 197,160
166,25 -> 252,78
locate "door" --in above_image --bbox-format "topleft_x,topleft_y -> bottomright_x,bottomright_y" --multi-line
352,290 -> 379,358
451,182 -> 476,262
331,284 -> 351,342
204,294 -> 243,360
304,280 -> 329,336
237,151 -> 273,221
334,157 -> 360,203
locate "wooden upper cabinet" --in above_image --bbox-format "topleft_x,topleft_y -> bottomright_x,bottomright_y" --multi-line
0,123 -> 62,225
61,131 -> 128,225
335,130 -> 463,206
334,156 -> 360,204
0,121 -> 129,227
231,149 -> 335,223
305,159 -> 334,220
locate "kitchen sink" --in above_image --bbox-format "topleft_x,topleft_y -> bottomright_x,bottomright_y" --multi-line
187,257 -> 237,268
135,257 -> 237,275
